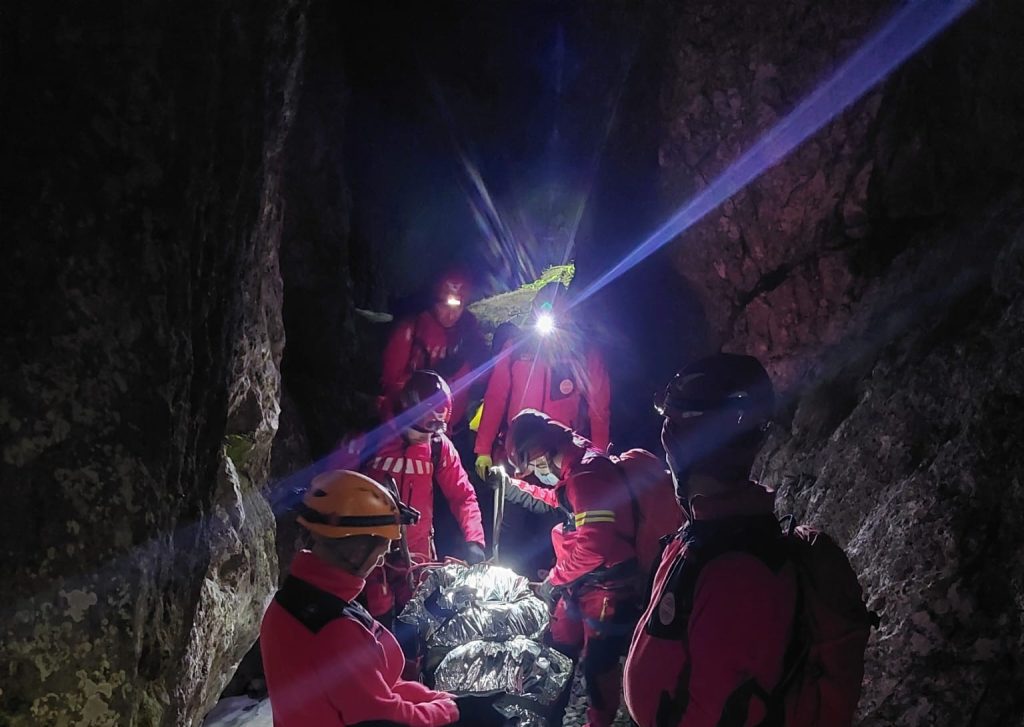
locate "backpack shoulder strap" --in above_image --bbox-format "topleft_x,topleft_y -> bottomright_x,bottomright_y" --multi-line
665,514 -> 785,617
649,515 -> 786,725
430,434 -> 443,472
274,575 -> 375,634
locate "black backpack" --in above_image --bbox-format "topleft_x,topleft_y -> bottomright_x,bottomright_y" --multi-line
647,514 -> 877,727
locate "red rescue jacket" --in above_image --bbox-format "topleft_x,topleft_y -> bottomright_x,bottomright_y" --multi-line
510,445 -> 635,587
328,426 -> 485,556
475,336 -> 610,457
261,551 -> 460,726
381,309 -> 485,426
623,483 -> 798,727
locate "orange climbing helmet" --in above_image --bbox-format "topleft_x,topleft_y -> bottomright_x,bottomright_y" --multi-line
297,469 -> 420,540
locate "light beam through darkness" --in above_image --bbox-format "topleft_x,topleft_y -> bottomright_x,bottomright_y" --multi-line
573,0 -> 977,307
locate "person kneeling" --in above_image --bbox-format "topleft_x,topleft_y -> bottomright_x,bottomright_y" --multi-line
260,469 -> 511,727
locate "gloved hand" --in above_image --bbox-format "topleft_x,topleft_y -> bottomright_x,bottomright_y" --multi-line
474,454 -> 493,480
533,574 -> 562,609
465,541 -> 487,565
454,691 -> 514,727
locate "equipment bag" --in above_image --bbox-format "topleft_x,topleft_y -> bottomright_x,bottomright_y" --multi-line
611,448 -> 686,577
651,514 -> 876,727
777,519 -> 877,727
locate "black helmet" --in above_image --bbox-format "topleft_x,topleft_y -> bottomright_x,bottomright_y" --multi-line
396,370 -> 453,434
656,353 -> 774,426
505,408 -> 573,477
657,353 -> 774,483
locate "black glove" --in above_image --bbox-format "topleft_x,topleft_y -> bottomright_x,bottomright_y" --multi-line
534,575 -> 562,609
465,541 -> 487,565
454,691 -> 514,727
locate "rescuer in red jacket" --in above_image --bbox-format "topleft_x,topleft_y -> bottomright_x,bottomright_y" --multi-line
381,270 -> 486,429
623,354 -> 798,727
473,282 -> 611,479
504,409 -> 638,727
328,371 -> 486,624
260,469 -> 511,727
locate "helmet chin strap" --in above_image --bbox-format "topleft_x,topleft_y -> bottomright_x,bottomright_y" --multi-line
410,418 -> 445,435
665,447 -> 694,519
319,538 -> 379,575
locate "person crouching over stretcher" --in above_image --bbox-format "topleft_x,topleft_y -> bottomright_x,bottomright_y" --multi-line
502,409 -> 641,727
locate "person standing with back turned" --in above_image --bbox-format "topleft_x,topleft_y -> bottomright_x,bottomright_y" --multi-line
624,353 -> 873,727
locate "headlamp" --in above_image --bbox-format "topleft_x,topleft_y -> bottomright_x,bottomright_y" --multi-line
536,311 -> 555,336
445,295 -> 462,307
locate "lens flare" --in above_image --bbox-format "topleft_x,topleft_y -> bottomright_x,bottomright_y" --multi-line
574,0 -> 977,307
536,312 -> 556,335
266,0 -> 977,553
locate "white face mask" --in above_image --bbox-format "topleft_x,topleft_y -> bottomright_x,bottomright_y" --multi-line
529,455 -> 559,486
535,471 -> 559,486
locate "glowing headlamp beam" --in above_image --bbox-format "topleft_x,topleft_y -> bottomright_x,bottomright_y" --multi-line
445,295 -> 462,307
574,0 -> 977,307
536,312 -> 556,335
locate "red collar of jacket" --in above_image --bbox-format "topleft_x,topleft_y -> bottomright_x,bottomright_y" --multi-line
289,550 -> 365,603
688,480 -> 776,521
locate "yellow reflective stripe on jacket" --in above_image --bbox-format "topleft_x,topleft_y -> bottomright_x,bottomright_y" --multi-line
574,510 -> 616,526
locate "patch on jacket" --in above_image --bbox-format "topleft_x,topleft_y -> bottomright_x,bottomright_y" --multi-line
658,592 -> 677,626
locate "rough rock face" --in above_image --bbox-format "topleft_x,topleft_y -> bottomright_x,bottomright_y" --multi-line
0,2 -> 307,725
654,0 -> 890,385
277,0 -> 384,462
639,0 -> 1024,724
762,204 -> 1024,725
653,0 -> 1024,387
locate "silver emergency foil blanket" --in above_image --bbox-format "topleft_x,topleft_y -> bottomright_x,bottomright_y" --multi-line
399,563 -> 549,648
434,636 -> 574,727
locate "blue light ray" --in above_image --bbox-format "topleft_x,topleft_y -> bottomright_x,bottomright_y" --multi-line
574,0 -> 977,307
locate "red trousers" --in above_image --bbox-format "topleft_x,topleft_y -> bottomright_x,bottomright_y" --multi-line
548,584 -> 638,727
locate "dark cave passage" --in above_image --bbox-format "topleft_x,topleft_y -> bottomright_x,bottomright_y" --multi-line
3,1 -> 1024,726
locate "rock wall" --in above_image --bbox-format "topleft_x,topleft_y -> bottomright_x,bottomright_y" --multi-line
277,0 -> 385,461
640,0 -> 1024,724
652,0 -> 1024,385
763,199 -> 1024,726
0,1 -> 307,725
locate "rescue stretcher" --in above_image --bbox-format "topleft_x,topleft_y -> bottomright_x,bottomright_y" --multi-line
398,561 -> 574,727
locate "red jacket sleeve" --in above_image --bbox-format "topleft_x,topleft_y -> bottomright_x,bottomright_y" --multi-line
509,478 -> 560,508
460,312 -> 488,374
475,343 -> 513,455
585,347 -> 611,452
678,554 -> 797,727
549,468 -> 616,586
319,620 -> 460,726
436,436 -> 486,546
393,679 -> 456,705
381,319 -> 416,405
